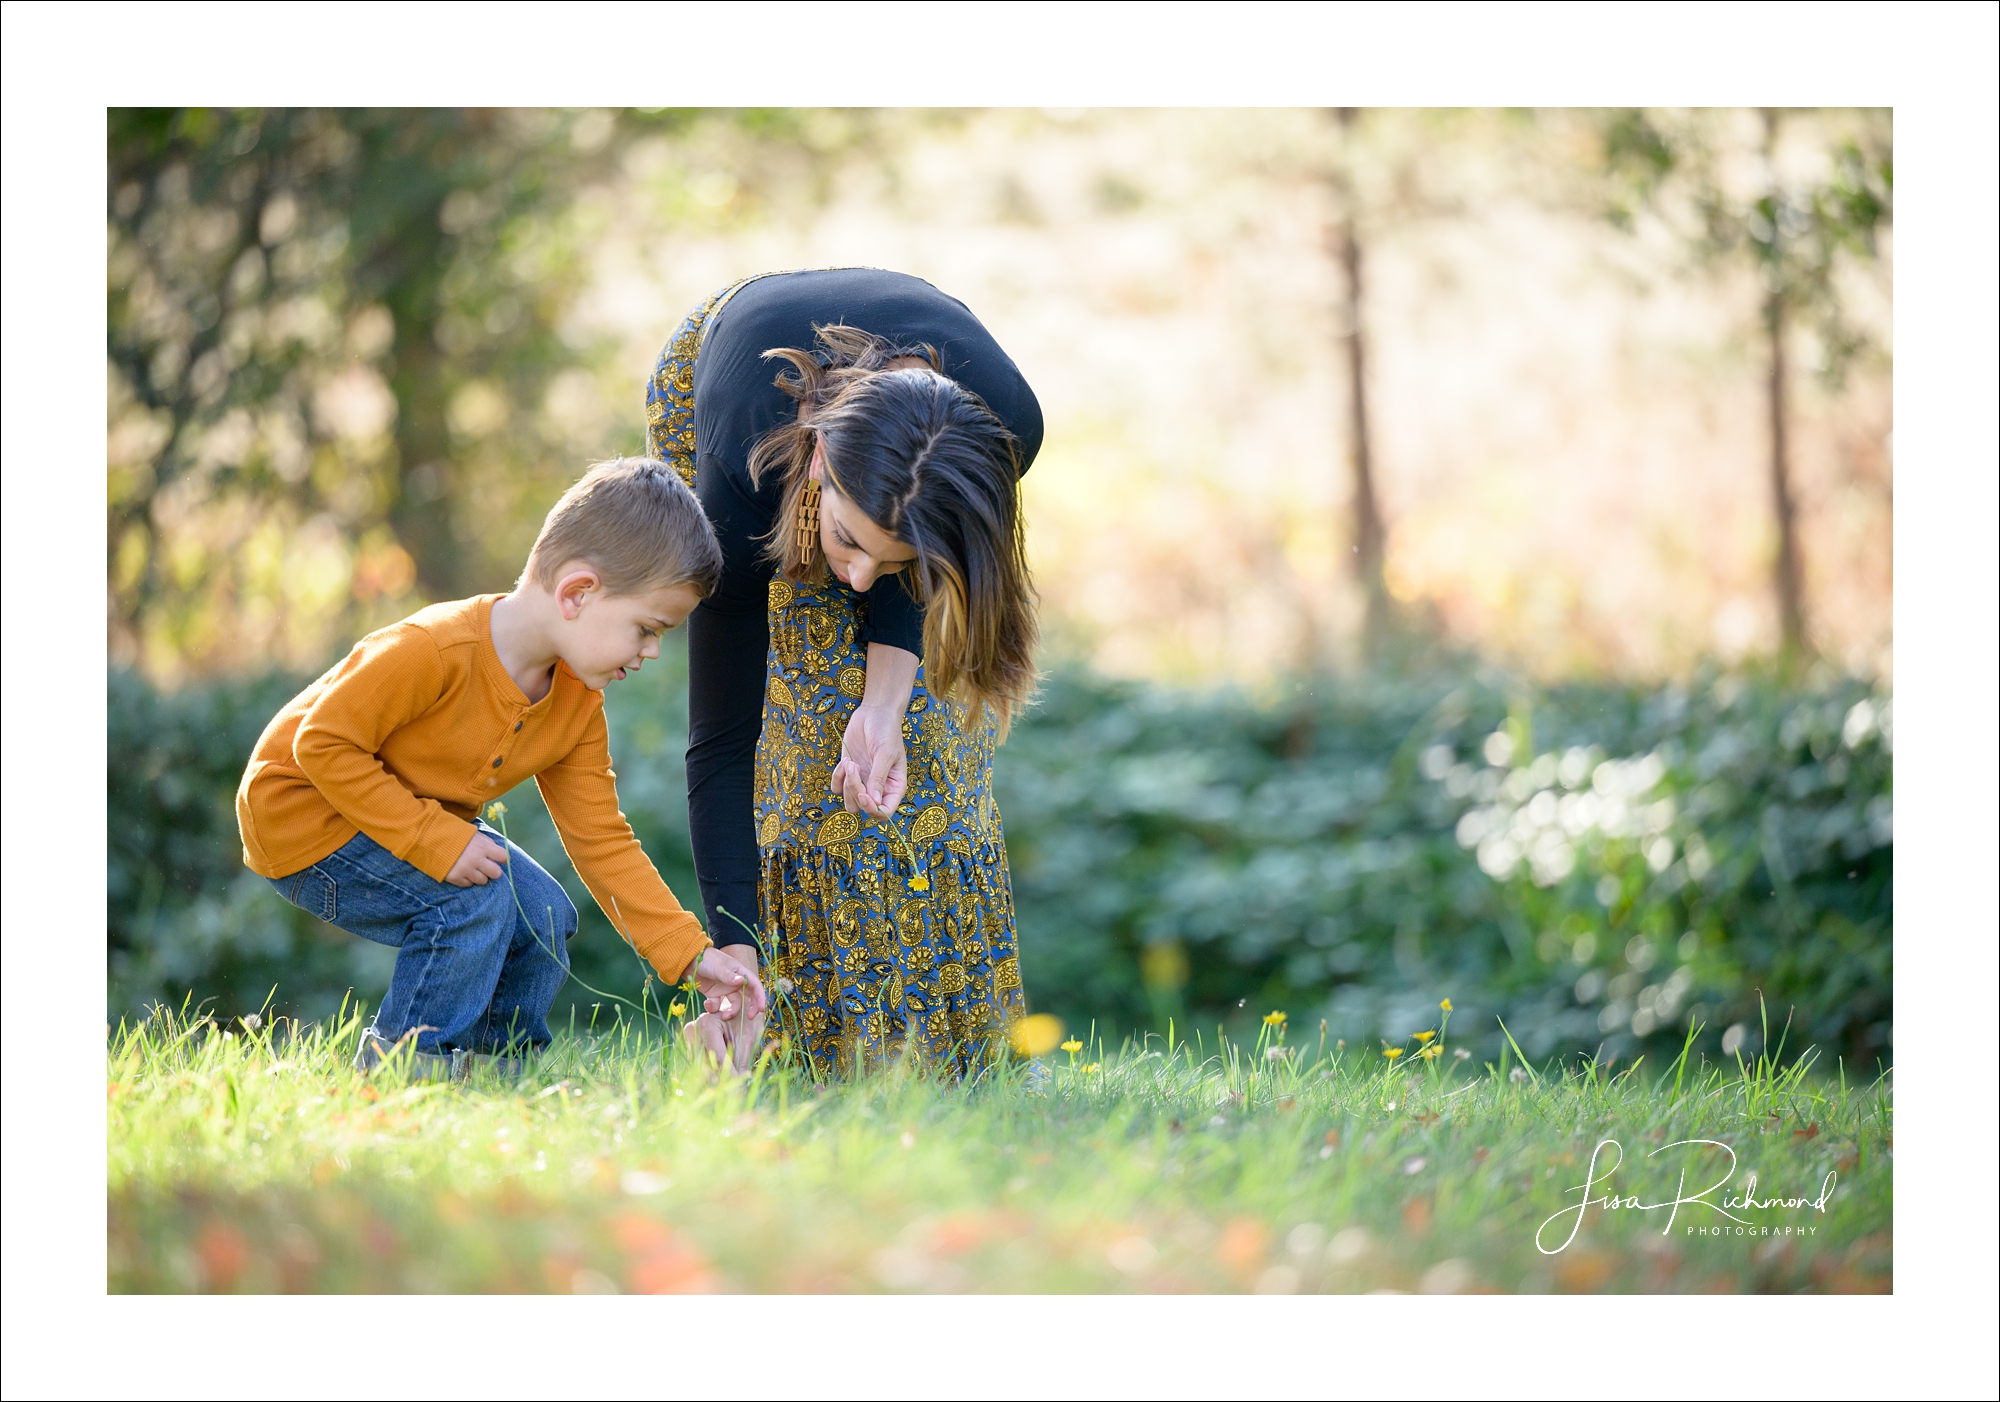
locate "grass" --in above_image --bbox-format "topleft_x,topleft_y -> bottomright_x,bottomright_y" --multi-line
107,1004 -> 1891,1295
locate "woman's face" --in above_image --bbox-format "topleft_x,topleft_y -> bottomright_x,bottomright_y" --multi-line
811,444 -> 918,593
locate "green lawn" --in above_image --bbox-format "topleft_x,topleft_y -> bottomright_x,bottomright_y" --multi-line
108,1006 -> 1890,1294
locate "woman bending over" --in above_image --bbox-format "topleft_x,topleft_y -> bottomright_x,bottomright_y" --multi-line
645,268 -> 1042,1077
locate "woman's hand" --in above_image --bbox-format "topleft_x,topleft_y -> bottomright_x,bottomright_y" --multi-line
681,1008 -> 765,1073
831,643 -> 919,818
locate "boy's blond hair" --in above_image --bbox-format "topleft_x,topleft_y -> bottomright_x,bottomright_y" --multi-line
522,457 -> 722,598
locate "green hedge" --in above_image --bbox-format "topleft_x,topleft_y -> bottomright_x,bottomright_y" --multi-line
108,651 -> 1891,1067
998,666 -> 1891,1068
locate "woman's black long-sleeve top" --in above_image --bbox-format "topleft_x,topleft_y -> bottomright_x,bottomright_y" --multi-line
684,269 -> 1044,946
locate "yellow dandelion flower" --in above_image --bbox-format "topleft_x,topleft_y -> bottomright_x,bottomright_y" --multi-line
486,801 -> 508,821
1415,1030 -> 1436,1043
1440,998 -> 1452,1012
1418,1042 -> 1442,1060
1264,1010 -> 1287,1027
668,1000 -> 686,1017
1082,1063 -> 1101,1074
908,875 -> 930,892
1061,1039 -> 1084,1054
1383,1047 -> 1404,1060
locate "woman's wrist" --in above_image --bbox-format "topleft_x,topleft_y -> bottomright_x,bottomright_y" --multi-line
862,642 -> 920,711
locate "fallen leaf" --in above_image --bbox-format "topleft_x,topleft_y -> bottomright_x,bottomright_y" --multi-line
927,1215 -> 991,1255
1217,1219 -> 1270,1277
1554,1251 -> 1614,1292
196,1220 -> 249,1291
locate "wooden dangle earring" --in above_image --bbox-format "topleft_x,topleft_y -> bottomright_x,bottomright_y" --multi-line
796,475 -> 821,561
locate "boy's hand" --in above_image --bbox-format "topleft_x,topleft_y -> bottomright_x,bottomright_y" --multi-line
445,830 -> 510,887
681,945 -> 768,1075
690,946 -> 767,1022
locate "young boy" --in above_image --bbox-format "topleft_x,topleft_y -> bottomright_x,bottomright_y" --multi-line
237,457 -> 763,1078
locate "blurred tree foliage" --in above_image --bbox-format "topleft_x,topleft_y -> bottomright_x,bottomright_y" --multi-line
1594,107 -> 1892,662
106,107 -> 909,679
109,656 -> 1891,1070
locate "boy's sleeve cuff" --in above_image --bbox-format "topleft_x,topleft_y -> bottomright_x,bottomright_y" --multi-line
638,915 -> 712,985
407,814 -> 480,883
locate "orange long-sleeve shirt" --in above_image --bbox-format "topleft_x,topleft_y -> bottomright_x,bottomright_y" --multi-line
236,595 -> 709,982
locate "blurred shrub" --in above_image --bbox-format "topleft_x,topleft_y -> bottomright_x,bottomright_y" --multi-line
109,655 -> 1891,1068
109,667 -> 390,1022
999,665 -> 1892,1068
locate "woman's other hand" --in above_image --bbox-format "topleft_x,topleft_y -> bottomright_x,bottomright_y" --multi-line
831,643 -> 919,818
833,703 -> 909,818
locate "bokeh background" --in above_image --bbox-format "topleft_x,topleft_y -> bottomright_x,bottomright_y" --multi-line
107,107 -> 1892,1066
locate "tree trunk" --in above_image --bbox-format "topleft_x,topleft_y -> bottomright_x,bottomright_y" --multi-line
1761,110 -> 1807,662
1764,291 -> 1806,660
1333,107 -> 1389,650
385,322 -> 465,601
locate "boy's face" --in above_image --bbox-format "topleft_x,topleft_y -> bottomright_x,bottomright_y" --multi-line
557,574 -> 702,691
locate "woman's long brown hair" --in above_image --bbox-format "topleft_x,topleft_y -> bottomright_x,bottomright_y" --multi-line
747,323 -> 1039,736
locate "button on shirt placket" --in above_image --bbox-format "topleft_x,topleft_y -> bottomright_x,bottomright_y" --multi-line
486,713 -> 527,790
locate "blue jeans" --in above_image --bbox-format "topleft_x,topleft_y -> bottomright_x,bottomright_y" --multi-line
268,820 -> 575,1054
